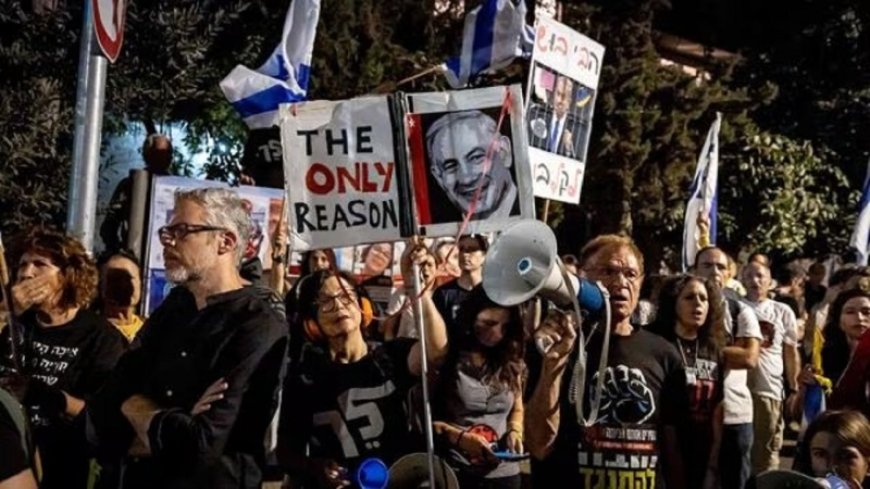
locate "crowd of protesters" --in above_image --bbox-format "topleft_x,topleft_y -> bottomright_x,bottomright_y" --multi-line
2,182 -> 870,489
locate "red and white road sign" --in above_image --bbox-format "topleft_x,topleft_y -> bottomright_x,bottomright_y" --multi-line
92,0 -> 126,63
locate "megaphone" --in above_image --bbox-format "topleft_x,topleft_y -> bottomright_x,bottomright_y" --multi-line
356,458 -> 389,489
387,453 -> 459,489
483,219 -> 604,314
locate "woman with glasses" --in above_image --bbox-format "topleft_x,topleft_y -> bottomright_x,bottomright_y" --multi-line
277,246 -> 448,488
648,274 -> 726,488
0,229 -> 126,489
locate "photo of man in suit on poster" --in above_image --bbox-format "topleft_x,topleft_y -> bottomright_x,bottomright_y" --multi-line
527,65 -> 595,162
420,109 -> 520,223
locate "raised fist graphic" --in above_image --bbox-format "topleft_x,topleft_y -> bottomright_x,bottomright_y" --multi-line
589,365 -> 655,424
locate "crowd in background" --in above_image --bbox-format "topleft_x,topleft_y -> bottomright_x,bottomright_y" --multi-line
2,181 -> 870,489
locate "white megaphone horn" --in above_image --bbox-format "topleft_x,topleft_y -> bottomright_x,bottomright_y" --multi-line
482,219 -> 605,314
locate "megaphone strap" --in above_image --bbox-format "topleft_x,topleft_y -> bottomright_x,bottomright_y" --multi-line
566,276 -> 611,427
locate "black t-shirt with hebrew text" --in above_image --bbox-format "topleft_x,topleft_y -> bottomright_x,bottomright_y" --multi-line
12,309 -> 125,489
530,327 -> 688,488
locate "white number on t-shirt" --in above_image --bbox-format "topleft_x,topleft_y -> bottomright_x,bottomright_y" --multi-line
313,380 -> 397,458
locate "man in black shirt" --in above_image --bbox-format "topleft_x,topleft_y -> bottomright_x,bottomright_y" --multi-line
88,188 -> 288,489
526,235 -> 688,489
432,234 -> 488,336
100,134 -> 173,254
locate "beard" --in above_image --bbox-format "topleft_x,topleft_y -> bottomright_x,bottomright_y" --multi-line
165,255 -> 213,284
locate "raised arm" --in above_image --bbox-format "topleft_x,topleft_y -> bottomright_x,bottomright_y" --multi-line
404,242 -> 448,376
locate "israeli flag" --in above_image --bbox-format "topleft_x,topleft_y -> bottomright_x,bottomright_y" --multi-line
220,0 -> 321,129
682,113 -> 721,272
850,160 -> 870,265
443,0 -> 534,89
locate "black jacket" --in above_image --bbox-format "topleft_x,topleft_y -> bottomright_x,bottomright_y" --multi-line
88,286 -> 288,489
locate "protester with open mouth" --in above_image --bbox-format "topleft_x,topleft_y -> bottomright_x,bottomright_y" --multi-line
649,274 -> 727,488
525,235 -> 689,489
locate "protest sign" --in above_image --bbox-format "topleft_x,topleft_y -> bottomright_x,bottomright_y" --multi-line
405,84 -> 534,238
280,95 -> 403,250
142,176 -> 284,314
525,17 -> 605,204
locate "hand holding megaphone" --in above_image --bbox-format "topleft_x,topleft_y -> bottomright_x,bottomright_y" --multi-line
535,309 -> 577,360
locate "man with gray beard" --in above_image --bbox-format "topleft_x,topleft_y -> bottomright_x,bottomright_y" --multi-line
88,188 -> 288,489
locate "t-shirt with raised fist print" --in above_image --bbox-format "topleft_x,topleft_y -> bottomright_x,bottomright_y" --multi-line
279,339 -> 421,480
531,328 -> 688,489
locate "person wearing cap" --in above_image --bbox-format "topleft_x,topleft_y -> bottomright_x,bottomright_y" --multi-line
432,235 -> 488,337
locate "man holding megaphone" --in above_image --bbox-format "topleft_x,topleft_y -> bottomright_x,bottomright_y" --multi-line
514,233 -> 690,489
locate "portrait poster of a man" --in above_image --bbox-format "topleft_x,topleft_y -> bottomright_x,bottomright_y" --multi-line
526,64 -> 596,163
404,85 -> 534,238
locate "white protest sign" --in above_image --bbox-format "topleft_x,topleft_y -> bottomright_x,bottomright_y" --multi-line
532,16 -> 605,89
524,17 -> 605,204
404,85 -> 535,238
280,96 -> 402,250
528,147 -> 585,203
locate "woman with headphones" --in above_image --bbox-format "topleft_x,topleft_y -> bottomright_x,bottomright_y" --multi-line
276,243 -> 448,489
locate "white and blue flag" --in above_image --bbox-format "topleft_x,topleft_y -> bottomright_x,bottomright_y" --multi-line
220,0 -> 320,129
682,113 -> 721,271
443,0 -> 534,89
850,160 -> 870,265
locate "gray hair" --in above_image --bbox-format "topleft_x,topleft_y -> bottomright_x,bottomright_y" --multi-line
174,187 -> 251,264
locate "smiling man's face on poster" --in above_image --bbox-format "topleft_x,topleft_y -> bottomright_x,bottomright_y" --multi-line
425,110 -> 517,220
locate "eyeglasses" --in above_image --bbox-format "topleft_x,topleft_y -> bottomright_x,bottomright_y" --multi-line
158,223 -> 227,244
587,265 -> 642,282
316,290 -> 359,313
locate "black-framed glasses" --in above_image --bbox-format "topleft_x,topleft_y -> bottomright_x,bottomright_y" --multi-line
158,223 -> 227,244
316,290 -> 359,313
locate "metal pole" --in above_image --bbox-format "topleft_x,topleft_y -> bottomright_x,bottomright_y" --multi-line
126,169 -> 151,261
410,262 -> 437,489
67,0 -> 108,253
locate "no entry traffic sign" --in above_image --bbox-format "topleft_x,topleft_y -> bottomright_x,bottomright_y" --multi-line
92,0 -> 126,63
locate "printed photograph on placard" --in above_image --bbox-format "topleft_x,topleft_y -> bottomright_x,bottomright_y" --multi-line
411,108 -> 520,225
526,63 -> 596,164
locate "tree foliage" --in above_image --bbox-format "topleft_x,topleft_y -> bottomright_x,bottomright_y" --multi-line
0,0 -> 864,267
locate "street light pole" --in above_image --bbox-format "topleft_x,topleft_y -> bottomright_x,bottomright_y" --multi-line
67,0 -> 108,253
